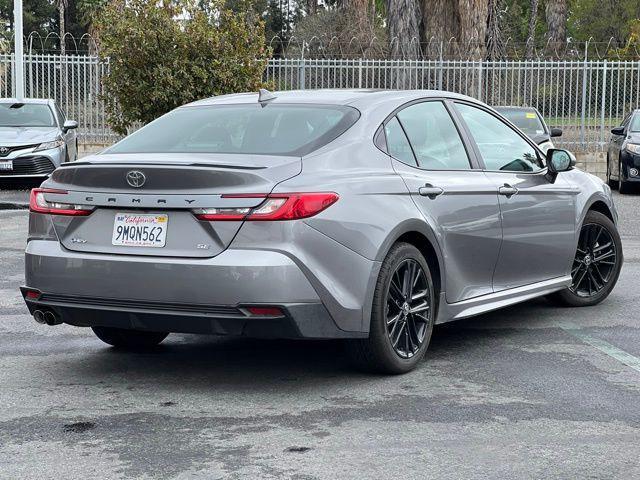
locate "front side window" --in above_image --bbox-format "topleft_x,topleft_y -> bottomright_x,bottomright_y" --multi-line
396,101 -> 471,170
629,114 -> 640,132
456,103 -> 544,172
107,104 -> 360,157
0,103 -> 56,127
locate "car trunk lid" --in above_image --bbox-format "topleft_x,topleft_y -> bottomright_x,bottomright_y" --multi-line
45,153 -> 301,258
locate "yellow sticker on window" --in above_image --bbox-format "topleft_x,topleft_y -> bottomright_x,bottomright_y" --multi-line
525,112 -> 537,118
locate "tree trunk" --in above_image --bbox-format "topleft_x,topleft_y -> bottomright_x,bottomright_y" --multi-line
545,0 -> 566,58
307,0 -> 317,15
422,0 -> 489,60
59,1 -> 66,55
485,0 -> 504,60
525,0 -> 538,59
387,0 -> 421,59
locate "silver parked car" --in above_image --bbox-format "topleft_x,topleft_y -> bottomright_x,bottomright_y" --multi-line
0,98 -> 78,180
22,89 -> 622,373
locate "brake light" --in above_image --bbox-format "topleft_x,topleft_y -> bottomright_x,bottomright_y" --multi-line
193,192 -> 339,221
29,188 -> 93,216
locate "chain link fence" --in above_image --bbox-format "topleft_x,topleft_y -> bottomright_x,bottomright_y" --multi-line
1,54 -> 639,151
266,58 -> 640,151
0,54 -> 114,144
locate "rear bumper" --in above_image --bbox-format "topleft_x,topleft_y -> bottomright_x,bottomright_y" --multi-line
24,240 -> 364,339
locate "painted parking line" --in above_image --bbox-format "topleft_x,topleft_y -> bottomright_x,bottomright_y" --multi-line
560,322 -> 640,373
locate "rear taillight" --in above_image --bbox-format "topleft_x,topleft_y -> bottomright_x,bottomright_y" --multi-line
193,192 -> 339,221
29,188 -> 93,216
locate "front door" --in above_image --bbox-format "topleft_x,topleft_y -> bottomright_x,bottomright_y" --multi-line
454,102 -> 576,291
384,100 -> 503,303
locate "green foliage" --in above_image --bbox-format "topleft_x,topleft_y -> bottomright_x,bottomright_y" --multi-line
0,0 -> 56,38
568,0 -> 640,44
609,19 -> 640,59
502,0 -> 547,46
95,0 -> 271,135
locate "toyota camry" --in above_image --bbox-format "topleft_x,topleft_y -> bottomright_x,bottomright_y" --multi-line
21,89 -> 623,373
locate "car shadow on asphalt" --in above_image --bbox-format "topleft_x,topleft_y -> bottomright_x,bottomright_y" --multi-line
56,298 -> 556,387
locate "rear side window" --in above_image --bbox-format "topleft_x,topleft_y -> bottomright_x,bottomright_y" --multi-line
106,104 -> 360,157
396,101 -> 471,170
384,117 -> 416,165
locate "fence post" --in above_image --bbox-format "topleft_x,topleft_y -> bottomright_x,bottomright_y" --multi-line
298,59 -> 306,90
599,59 -> 607,147
580,57 -> 588,147
358,59 -> 363,88
438,42 -> 443,90
477,60 -> 483,101
298,42 -> 306,89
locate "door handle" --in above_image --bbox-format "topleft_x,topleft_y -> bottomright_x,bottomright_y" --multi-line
498,183 -> 518,198
418,183 -> 444,199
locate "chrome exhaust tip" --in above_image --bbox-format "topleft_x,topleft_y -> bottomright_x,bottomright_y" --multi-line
33,310 -> 46,324
44,311 -> 61,326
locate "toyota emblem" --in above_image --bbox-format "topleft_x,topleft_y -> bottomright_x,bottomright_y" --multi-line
0,147 -> 9,156
126,170 -> 146,188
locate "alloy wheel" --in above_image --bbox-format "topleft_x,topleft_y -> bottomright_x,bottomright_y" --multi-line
385,259 -> 431,359
570,223 -> 617,297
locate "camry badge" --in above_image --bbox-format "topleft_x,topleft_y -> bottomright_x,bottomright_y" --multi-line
126,171 -> 146,188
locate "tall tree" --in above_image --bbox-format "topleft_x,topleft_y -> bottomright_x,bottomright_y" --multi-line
485,0 -> 504,59
307,0 -> 317,15
57,0 -> 67,53
387,0 -> 421,58
422,0 -> 490,59
525,0 -> 538,58
545,0 -> 567,56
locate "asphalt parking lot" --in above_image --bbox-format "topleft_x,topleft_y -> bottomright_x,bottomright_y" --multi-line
1,186 -> 640,479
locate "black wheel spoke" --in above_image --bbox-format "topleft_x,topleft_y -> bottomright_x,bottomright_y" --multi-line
570,222 -> 617,298
386,258 -> 432,359
389,279 -> 404,304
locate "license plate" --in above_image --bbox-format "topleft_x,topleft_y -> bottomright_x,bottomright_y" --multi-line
112,213 -> 168,247
0,160 -> 12,171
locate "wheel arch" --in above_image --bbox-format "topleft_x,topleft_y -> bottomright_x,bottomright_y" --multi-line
375,220 -> 445,305
587,199 -> 614,223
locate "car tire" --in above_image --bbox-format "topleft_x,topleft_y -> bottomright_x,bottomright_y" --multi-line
618,158 -> 631,194
606,155 -> 617,189
92,326 -> 169,349
549,211 -> 622,307
348,243 -> 435,374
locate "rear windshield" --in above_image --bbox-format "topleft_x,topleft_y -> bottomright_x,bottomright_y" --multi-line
106,104 -> 360,157
0,103 -> 56,127
496,108 -> 546,137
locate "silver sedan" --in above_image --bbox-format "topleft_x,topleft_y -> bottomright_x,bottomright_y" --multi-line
0,98 -> 78,180
21,89 -> 623,373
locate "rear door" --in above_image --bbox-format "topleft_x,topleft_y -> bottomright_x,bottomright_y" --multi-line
453,101 -> 576,291
47,153 -> 301,258
385,99 -> 503,303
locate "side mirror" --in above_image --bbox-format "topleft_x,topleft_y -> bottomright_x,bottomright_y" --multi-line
62,120 -> 78,132
611,126 -> 625,136
546,148 -> 575,182
550,127 -> 563,138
